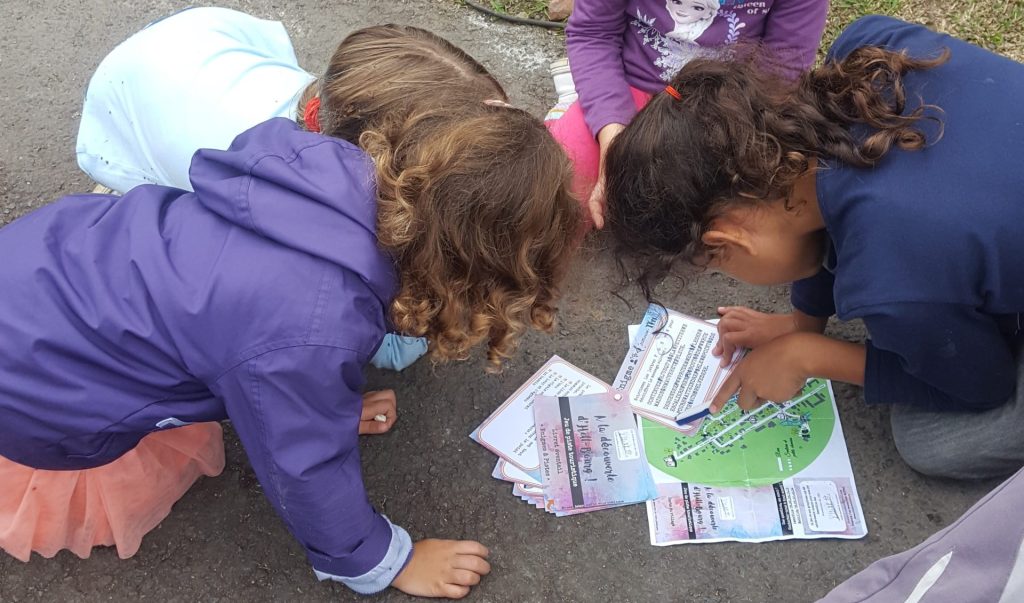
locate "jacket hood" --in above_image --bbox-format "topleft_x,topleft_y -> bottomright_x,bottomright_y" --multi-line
188,117 -> 396,305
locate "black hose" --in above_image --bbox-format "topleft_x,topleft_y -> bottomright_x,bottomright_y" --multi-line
464,0 -> 567,29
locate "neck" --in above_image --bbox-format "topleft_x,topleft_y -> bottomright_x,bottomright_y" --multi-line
790,157 -> 825,235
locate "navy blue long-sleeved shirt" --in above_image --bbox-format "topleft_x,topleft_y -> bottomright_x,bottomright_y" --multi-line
791,16 -> 1024,412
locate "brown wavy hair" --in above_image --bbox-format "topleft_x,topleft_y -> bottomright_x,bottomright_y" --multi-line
296,24 -> 506,138
298,25 -> 580,370
605,44 -> 949,299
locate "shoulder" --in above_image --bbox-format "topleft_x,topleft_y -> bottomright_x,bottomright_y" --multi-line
828,16 -> 942,62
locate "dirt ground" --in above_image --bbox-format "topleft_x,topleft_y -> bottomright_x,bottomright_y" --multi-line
0,1 -> 1001,601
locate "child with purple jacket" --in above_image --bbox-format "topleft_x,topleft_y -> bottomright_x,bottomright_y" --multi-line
548,0 -> 828,227
0,23 -> 580,599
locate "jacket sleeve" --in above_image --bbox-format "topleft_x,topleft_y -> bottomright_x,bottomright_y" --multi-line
566,0 -> 638,137
861,302 -> 1018,411
760,0 -> 829,77
790,268 -> 836,318
210,345 -> 411,593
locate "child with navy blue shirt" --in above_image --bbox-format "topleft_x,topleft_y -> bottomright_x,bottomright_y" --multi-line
604,15 -> 1024,480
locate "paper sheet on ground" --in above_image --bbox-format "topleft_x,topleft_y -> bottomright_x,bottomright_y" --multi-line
642,379 -> 867,544
615,305 -> 741,429
470,355 -> 610,473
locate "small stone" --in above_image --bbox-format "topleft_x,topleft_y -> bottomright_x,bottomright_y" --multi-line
547,0 -> 574,21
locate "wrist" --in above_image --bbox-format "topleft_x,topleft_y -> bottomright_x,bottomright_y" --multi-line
787,333 -> 865,386
596,123 -> 626,148
791,309 -> 828,334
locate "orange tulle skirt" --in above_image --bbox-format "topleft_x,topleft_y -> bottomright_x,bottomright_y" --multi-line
0,422 -> 224,562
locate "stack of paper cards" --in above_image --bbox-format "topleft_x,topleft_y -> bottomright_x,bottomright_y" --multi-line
614,304 -> 742,431
471,356 -> 656,515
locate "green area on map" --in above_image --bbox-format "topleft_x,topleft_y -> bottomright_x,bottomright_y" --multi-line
640,379 -> 835,486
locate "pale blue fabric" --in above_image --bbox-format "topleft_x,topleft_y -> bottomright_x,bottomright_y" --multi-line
76,7 -> 314,192
371,334 -> 429,371
314,518 -> 413,594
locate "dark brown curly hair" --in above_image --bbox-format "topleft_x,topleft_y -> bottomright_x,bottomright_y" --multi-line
297,25 -> 580,370
605,44 -> 949,299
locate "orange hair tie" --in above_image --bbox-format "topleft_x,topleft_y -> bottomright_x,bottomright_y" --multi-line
303,97 -> 322,133
665,85 -> 683,101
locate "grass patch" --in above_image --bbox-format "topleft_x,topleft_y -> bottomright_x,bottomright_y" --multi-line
484,0 -> 556,21
469,0 -> 1024,61
824,0 -> 1024,61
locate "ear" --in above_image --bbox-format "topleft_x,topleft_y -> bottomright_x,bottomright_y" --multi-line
701,225 -> 756,257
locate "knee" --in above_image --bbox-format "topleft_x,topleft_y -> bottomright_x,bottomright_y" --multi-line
890,411 -> 960,478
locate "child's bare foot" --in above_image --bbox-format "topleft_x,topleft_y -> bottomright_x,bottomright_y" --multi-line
359,390 -> 397,435
391,539 -> 491,599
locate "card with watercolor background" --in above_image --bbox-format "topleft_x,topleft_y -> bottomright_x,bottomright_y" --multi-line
534,392 -> 657,512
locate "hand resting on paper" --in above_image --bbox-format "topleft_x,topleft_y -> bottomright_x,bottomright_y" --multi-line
391,539 -> 491,599
709,333 -> 811,413
359,389 -> 397,435
713,307 -> 829,367
710,332 -> 867,414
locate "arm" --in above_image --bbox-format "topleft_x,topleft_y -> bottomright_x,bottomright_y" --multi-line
760,0 -> 829,76
211,345 -> 411,593
860,303 -> 1017,411
566,0 -> 636,137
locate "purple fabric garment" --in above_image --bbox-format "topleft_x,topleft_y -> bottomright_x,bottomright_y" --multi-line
0,117 -> 399,577
820,467 -> 1024,602
566,0 -> 829,136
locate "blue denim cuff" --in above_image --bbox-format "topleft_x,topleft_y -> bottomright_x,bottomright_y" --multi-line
313,517 -> 413,595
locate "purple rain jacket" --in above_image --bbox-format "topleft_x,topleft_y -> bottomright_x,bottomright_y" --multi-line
0,118 -> 411,592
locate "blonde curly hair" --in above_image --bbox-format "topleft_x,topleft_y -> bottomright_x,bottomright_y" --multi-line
297,25 -> 581,370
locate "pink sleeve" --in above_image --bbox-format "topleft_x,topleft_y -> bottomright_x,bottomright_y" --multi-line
566,0 -> 638,137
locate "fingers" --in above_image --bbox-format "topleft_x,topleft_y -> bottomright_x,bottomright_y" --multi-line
453,553 -> 491,575
588,179 -> 607,230
359,390 -> 397,435
361,390 -> 397,420
358,418 -> 393,435
709,372 -> 740,414
716,332 -> 738,367
454,540 -> 489,558
441,584 -> 471,599
451,570 -> 482,586
736,381 -> 760,411
589,197 -> 605,230
443,544 -> 490,599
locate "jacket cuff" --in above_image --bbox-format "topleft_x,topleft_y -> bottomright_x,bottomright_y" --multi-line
313,517 -> 413,595
584,106 -> 637,139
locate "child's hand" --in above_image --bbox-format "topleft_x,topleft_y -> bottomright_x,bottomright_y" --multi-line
590,123 -> 627,229
391,539 -> 491,599
359,390 -> 397,435
713,307 -> 800,366
709,333 -> 813,413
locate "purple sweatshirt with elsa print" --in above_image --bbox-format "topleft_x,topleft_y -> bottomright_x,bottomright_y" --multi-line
566,0 -> 829,136
0,118 -> 409,594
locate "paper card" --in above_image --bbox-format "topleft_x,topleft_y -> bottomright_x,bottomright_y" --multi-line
614,304 -> 741,423
492,459 -> 543,488
646,478 -> 867,545
471,356 -> 610,473
535,392 -> 657,511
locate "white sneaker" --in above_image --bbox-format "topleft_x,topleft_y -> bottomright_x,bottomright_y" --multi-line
545,58 -> 577,121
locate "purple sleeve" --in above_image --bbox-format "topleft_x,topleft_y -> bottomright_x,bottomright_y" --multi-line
566,0 -> 638,137
790,268 -> 836,318
861,303 -> 1017,411
211,345 -> 409,584
761,0 -> 829,77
